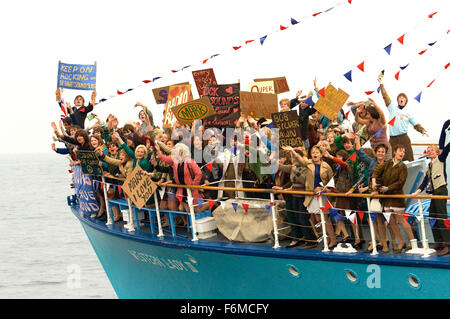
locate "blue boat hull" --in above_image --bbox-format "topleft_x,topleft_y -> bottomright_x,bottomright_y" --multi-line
72,206 -> 450,299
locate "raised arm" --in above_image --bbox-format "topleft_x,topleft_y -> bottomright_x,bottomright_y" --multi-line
368,98 -> 386,126
378,77 -> 391,107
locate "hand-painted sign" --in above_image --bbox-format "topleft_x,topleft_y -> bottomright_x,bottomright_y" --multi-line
249,80 -> 275,94
172,96 -> 215,125
240,91 -> 278,118
313,84 -> 349,120
162,83 -> 193,128
77,150 -> 103,176
271,110 -> 303,147
73,165 -> 100,215
122,165 -> 157,209
152,81 -> 191,104
202,83 -> 240,128
57,62 -> 96,90
253,76 -> 289,94
192,68 -> 218,97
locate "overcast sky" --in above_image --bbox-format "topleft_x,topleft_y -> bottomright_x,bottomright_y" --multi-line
0,0 -> 448,154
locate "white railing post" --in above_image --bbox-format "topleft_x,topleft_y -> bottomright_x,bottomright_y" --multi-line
319,210 -> 329,252
418,199 -> 435,258
366,198 -> 378,255
154,192 -> 164,237
125,198 -> 136,232
269,193 -> 280,249
186,188 -> 198,241
101,176 -> 112,225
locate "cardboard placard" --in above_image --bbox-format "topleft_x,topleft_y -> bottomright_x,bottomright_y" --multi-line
122,165 -> 157,210
248,80 -> 275,94
313,84 -> 349,120
152,81 -> 191,104
253,76 -> 289,94
202,83 -> 240,128
162,83 -> 193,128
240,91 -> 278,119
271,110 -> 302,147
57,62 -> 96,91
77,150 -> 103,176
172,96 -> 215,125
192,68 -> 218,97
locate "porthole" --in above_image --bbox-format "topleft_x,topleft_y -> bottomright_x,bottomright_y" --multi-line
408,274 -> 421,289
345,269 -> 359,284
287,265 -> 300,278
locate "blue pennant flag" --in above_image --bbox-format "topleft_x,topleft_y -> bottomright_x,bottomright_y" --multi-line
267,122 -> 274,129
336,165 -> 341,171
232,146 -> 237,155
168,192 -> 174,201
197,198 -> 203,208
260,35 -> 268,45
265,205 -> 272,214
305,95 -> 314,106
344,70 -> 352,82
370,212 -> 377,223
400,63 -> 409,70
152,77 -> 161,81
429,218 -> 436,228
335,213 -> 343,223
126,88 -> 133,92
428,41 -> 437,46
99,98 -> 108,103
384,43 -> 392,55
210,54 -> 220,58
325,7 -> 334,12
182,65 -> 192,70
414,92 -> 422,103
291,18 -> 299,25
232,202 -> 238,213
377,86 -> 381,94
374,128 -> 382,138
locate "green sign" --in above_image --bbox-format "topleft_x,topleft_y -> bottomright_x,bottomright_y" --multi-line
77,150 -> 103,176
172,96 -> 215,125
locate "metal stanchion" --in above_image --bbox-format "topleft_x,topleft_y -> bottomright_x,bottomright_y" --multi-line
186,188 -> 198,241
269,193 -> 280,249
154,192 -> 164,237
366,198 -> 378,255
101,176 -> 112,225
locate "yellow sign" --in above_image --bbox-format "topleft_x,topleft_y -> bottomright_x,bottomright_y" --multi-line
313,84 -> 349,120
172,97 -> 215,125
122,165 -> 157,210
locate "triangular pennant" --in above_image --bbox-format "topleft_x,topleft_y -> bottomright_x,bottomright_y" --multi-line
242,203 -> 249,213
152,77 -> 161,81
335,213 -> 343,224
197,198 -> 204,208
397,34 -> 405,45
402,212 -> 410,223
176,195 -> 183,203
351,212 -> 358,225
320,200 -> 333,212
444,220 -> 450,229
171,70 -> 178,73
118,186 -> 122,196
414,92 -> 422,103
365,90 -> 374,95
280,25 -> 288,30
418,49 -> 427,55
394,71 -> 400,80
208,200 -> 215,211
168,192 -> 174,201
206,162 -> 213,172
182,65 -> 192,70
357,61 -> 365,72
384,43 -> 392,55
358,211 -> 365,221
187,197 -> 193,207
232,202 -> 238,213
142,80 -> 152,83
348,152 -> 357,162
305,95 -> 314,106
427,79 -> 435,88
245,39 -> 254,44
428,41 -> 437,46
233,46 -> 242,51
345,110 -> 350,119
377,86 -> 381,94
344,70 -> 352,82
326,177 -> 335,189
370,212 -> 377,223
158,189 -> 165,199
291,18 -> 299,25
344,210 -> 352,219
68,169 -> 73,174
312,12 -> 322,17
265,205 -> 272,214
336,164 -> 341,171
260,35 -> 267,45
383,212 -> 391,223
388,117 -> 396,126
325,7 -> 334,12
117,90 -> 124,95
220,201 -> 226,211
428,11 -> 438,18
99,98 -> 107,103
210,54 -> 220,58
318,87 -> 325,97
400,63 -> 409,70
429,218 -> 436,228
445,63 -> 450,70
126,88 -> 133,92
374,128 -> 382,138
202,58 -> 209,64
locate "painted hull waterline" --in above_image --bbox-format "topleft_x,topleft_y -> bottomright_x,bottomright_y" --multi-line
71,206 -> 450,299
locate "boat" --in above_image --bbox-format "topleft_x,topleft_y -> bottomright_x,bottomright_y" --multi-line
67,153 -> 450,299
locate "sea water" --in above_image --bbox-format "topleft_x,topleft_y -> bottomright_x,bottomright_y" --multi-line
0,153 -> 116,299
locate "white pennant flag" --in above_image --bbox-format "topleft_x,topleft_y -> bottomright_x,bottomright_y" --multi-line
187,197 -> 193,207
220,201 -> 226,211
383,212 -> 391,223
345,210 -> 353,219
361,139 -> 371,149
415,214 -> 422,222
325,177 -> 335,189
158,186 -> 166,199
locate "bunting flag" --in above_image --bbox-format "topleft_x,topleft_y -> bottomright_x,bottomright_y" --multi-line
428,41 -> 437,46
400,63 -> 409,70
312,12 -> 322,17
152,77 -> 161,81
330,208 -> 339,219
117,90 -> 124,95
427,79 -> 435,88
168,192 -> 174,201
445,63 -> 450,70
444,220 -> 450,229
397,34 -> 405,45
205,162 -> 213,172
383,212 -> 391,223
260,35 -> 268,45
118,186 -> 122,196
305,95 -> 314,106
291,18 -> 299,25
176,195 -> 183,203
242,203 -> 249,213
320,199 -> 333,212
345,110 -> 350,119
344,209 -> 353,219
232,202 -> 238,213
429,218 -> 436,228
369,212 -> 377,223
418,49 -> 427,55
357,61 -> 365,72
377,86 -> 381,94
197,198 -> 204,208
365,90 -> 374,95
202,58 -> 209,64
68,169 -> 73,174
388,117 -> 396,126
394,71 -> 400,80
99,98 -> 107,103
245,39 -> 254,44
210,54 -> 220,58
374,128 -> 382,138
220,201 -> 226,211
414,92 -> 422,103
280,25 -> 288,30
187,197 -> 193,207
358,211 -> 365,221
100,182 -> 104,191
428,11 -> 438,19
348,152 -> 357,162
265,205 -> 272,214
208,200 -> 216,211
402,212 -> 410,223
344,70 -> 352,82
335,213 -> 343,223
142,80 -> 152,83
317,87 -> 325,97
325,7 -> 334,13
384,43 -> 392,55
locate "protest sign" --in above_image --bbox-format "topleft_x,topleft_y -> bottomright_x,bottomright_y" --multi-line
152,81 -> 191,104
271,110 -> 302,147
240,91 -> 278,118
122,165 -> 157,210
313,84 -> 349,120
57,61 -> 96,90
73,165 -> 100,215
253,76 -> 289,94
162,83 -> 193,128
192,68 -> 218,97
249,80 -> 275,94
172,96 -> 215,125
202,83 -> 240,128
77,150 -> 103,176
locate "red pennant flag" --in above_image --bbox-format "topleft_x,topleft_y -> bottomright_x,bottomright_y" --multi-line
418,49 -> 427,55
242,203 -> 249,213
345,110 -> 350,119
348,0 -> 352,3
171,70 -> 178,73
233,46 -> 242,50
312,12 -> 322,17
118,186 -> 122,196
427,79 -> 435,88
208,200 -> 215,211
397,34 -> 405,45
444,220 -> 450,229
358,211 -> 365,221
68,169 -> 73,174
365,91 -> 374,95
205,162 -> 213,172
402,212 -> 410,222
202,58 -> 209,64
320,200 -> 333,211
142,80 -> 152,83
348,152 -> 357,162
280,25 -> 288,30
357,61 -> 365,72
117,90 -> 124,95
394,71 -> 400,80
176,195 -> 183,203
445,63 -> 450,70
318,87 -> 325,97
428,11 -> 438,19
100,182 -> 104,191
245,39 -> 254,44
388,117 -> 396,126
270,202 -> 276,206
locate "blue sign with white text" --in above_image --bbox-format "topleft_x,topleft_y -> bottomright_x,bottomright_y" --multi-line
73,165 -> 100,215
57,62 -> 96,90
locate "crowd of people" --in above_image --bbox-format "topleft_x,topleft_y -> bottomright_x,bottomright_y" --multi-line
51,75 -> 450,256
